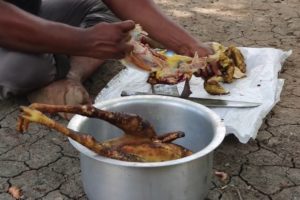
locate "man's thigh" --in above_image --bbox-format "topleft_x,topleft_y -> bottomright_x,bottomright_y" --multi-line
0,48 -> 56,99
39,0 -> 119,27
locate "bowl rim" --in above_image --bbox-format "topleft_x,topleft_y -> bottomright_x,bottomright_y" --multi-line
68,95 -> 226,168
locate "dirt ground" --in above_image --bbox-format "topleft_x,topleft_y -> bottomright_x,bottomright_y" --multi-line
1,0 -> 300,199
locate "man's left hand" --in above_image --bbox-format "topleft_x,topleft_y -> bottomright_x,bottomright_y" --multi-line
187,42 -> 222,78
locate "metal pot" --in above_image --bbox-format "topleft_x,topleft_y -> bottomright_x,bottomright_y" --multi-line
68,95 -> 225,200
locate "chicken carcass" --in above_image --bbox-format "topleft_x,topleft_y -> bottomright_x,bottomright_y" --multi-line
17,103 -> 192,162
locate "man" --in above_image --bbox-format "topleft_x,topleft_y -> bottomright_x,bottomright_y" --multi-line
0,0 -> 214,110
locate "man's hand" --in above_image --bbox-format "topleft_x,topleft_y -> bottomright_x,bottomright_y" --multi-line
102,0 -> 223,76
187,42 -> 222,78
0,2 -> 135,59
79,20 -> 135,59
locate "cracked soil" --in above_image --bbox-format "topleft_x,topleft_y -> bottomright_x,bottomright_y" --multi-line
1,0 -> 300,199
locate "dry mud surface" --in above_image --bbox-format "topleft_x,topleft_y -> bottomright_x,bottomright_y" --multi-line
1,0 -> 300,199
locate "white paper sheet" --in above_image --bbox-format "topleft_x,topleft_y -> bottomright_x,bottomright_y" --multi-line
95,48 -> 292,143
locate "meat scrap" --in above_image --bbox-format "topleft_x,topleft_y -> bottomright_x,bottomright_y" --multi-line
123,25 -> 247,95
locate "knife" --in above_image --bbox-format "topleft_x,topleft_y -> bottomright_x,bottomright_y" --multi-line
121,91 -> 261,108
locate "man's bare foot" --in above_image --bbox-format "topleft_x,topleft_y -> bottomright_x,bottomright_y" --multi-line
28,57 -> 103,120
27,79 -> 91,120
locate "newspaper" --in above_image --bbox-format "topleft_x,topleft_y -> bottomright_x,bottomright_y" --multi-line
95,48 -> 292,143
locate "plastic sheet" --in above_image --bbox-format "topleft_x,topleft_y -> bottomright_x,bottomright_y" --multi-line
96,48 -> 292,143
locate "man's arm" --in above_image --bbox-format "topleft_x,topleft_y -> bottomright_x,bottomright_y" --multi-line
103,0 -> 212,57
0,1 -> 85,54
0,1 -> 134,59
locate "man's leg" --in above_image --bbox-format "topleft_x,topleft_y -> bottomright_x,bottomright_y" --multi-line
0,48 -> 56,100
28,0 -> 120,115
66,0 -> 120,84
39,0 -> 120,81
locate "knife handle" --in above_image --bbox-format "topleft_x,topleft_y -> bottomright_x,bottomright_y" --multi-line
121,91 -> 153,97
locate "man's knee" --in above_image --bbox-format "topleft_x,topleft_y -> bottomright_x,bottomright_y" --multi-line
0,49 -> 56,99
39,0 -> 105,26
80,0 -> 120,27
40,0 -> 119,28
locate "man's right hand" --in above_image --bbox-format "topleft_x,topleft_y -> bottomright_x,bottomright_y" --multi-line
0,1 -> 135,59
79,20 -> 135,60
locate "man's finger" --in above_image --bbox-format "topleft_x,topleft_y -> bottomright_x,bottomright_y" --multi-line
122,33 -> 132,43
123,44 -> 134,54
116,43 -> 134,59
116,20 -> 135,32
140,36 -> 165,49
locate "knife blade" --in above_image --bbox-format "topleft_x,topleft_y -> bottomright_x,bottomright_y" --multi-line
121,91 -> 261,108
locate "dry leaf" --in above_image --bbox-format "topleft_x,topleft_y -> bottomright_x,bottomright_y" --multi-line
214,171 -> 229,182
8,186 -> 23,200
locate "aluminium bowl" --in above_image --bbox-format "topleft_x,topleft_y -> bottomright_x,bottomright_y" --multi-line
68,95 -> 225,200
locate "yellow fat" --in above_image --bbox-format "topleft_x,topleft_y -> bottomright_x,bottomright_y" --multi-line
163,54 -> 192,68
212,42 -> 226,53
